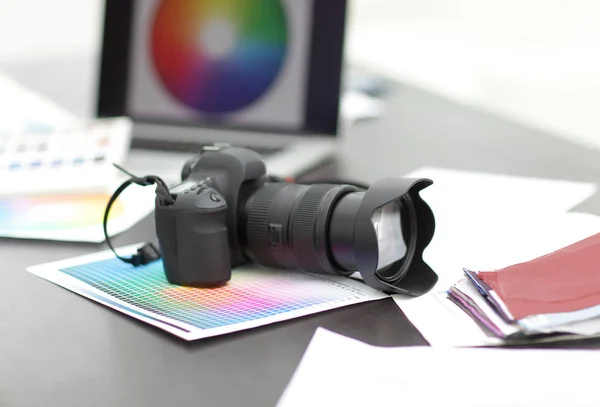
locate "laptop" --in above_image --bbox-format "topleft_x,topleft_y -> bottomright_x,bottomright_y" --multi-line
96,0 -> 348,183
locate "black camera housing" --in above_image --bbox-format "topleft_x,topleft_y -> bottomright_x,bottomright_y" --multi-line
155,147 -> 269,286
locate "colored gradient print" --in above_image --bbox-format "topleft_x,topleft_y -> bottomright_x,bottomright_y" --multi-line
0,194 -> 124,231
60,258 -> 365,330
151,0 -> 288,113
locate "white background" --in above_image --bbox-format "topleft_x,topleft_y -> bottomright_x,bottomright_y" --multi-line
1,0 -> 600,151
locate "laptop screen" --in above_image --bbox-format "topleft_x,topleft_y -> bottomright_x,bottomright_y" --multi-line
97,0 -> 347,137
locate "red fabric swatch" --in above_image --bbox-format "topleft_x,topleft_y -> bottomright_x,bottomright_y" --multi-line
478,232 -> 600,320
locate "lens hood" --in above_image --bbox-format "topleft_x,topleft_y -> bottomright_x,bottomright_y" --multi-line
353,178 -> 438,296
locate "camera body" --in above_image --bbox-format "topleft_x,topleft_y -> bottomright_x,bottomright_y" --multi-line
155,147 -> 268,287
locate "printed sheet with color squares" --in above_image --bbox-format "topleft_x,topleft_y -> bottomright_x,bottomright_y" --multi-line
28,245 -> 388,340
0,72 -> 133,196
0,117 -> 133,196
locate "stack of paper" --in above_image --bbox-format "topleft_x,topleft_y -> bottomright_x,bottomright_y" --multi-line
393,167 -> 600,347
447,232 -> 600,340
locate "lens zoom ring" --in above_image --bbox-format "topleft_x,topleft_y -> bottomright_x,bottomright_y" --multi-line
245,184 -> 285,266
291,185 -> 338,273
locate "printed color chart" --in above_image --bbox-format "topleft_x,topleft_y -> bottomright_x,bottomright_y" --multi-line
28,245 -> 388,340
0,185 -> 155,242
0,117 -> 133,196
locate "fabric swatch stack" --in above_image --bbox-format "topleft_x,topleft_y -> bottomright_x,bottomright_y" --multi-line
448,232 -> 600,341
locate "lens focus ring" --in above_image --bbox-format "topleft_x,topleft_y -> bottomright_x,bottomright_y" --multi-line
242,182 -> 358,276
244,183 -> 287,267
290,184 -> 340,275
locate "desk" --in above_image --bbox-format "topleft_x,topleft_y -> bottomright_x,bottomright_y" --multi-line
2,74 -> 600,406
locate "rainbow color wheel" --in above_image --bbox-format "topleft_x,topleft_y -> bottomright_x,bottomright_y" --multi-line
151,0 -> 288,114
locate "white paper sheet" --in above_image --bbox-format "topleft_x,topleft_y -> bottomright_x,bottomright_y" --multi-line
277,328 -> 600,407
0,70 -> 77,134
411,167 -> 597,216
393,167 -> 600,346
27,247 -> 388,341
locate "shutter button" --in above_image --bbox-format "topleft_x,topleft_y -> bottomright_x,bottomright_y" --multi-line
210,193 -> 221,202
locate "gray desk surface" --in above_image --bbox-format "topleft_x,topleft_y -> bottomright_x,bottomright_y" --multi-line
2,72 -> 600,406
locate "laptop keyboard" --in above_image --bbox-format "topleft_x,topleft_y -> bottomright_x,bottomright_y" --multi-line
130,138 -> 283,157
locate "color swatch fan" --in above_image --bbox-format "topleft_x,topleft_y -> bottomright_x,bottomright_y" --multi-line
443,232 -> 600,342
151,0 -> 288,113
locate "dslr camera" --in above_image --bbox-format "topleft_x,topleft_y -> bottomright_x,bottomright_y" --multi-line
152,145 -> 438,296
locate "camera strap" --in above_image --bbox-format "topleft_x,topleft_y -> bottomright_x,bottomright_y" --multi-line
103,164 -> 174,267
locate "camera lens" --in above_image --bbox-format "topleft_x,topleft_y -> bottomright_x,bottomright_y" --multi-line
241,183 -> 360,276
328,193 -> 415,283
239,178 -> 436,296
240,181 -> 417,281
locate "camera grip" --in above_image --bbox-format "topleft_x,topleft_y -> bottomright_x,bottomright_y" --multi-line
156,186 -> 231,288
174,207 -> 231,287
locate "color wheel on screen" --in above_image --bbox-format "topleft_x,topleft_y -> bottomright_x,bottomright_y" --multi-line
151,0 -> 288,114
